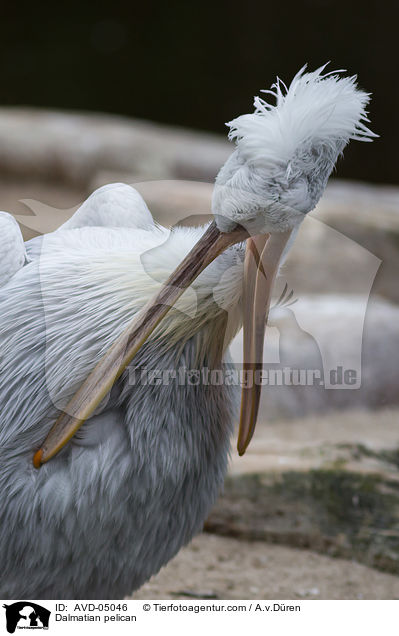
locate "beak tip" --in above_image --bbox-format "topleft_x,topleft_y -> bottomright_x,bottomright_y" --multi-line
33,449 -> 43,469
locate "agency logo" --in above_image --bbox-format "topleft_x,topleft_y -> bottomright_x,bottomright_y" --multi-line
2,603 -> 50,633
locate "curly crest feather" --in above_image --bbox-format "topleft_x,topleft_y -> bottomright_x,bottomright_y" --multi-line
212,64 -> 377,234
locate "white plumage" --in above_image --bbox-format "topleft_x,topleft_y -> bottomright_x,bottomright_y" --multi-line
59,182 -> 154,231
0,213 -> 27,287
0,66 -> 375,599
213,65 -> 376,234
0,185 -> 241,599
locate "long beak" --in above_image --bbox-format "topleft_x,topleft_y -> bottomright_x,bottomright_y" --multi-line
237,230 -> 293,456
33,221 -> 247,468
33,221 -> 293,468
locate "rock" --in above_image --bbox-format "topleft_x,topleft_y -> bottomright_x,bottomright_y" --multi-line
205,409 -> 399,575
229,295 -> 399,418
172,589 -> 219,599
207,470 -> 399,574
132,180 -> 213,228
290,180 -> 399,303
0,108 -> 230,187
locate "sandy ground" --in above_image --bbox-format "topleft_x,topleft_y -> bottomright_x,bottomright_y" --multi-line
133,533 -> 399,600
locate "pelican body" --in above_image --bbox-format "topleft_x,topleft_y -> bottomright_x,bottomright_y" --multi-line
0,198 -> 242,598
0,67 -> 375,598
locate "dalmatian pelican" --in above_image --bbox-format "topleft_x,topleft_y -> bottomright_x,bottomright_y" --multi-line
0,66 -> 375,598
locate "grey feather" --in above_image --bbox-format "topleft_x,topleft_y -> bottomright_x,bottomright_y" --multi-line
0,212 -> 27,287
0,188 -> 240,599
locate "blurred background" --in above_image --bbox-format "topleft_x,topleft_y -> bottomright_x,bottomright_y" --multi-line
1,0 -> 398,183
1,0 -> 399,600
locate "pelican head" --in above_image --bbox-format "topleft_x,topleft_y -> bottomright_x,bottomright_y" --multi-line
211,64 -> 376,452
212,65 -> 375,236
33,65 -> 376,468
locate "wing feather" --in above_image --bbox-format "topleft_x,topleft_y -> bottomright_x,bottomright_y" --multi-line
58,183 -> 154,231
0,212 -> 26,287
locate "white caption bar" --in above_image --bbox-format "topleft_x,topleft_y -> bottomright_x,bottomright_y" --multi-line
1,599 -> 397,635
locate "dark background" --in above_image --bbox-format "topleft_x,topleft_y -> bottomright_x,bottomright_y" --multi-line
1,0 -> 396,184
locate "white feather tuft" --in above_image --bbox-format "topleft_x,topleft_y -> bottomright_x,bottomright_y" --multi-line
212,65 -> 377,234
230,64 -> 376,157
